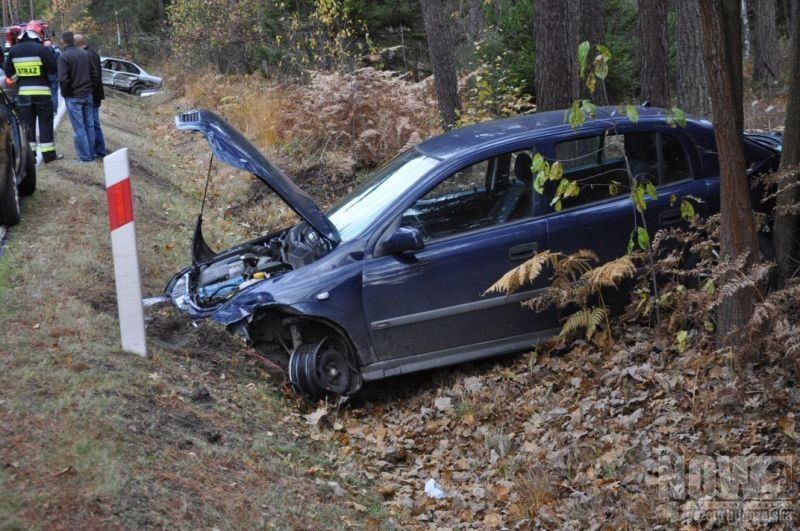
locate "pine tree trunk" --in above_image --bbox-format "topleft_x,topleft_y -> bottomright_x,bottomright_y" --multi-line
699,0 -> 760,349
747,0 -> 779,89
721,0 -> 745,133
579,0 -> 606,100
638,0 -> 670,107
677,0 -> 710,116
774,2 -> 800,284
534,0 -> 577,111
420,0 -> 462,130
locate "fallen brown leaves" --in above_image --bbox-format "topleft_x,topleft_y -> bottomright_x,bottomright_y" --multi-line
297,327 -> 800,528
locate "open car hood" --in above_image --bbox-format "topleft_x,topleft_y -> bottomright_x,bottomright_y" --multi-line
175,109 -> 341,244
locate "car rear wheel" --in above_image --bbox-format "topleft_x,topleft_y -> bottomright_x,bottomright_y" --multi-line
288,336 -> 355,400
18,145 -> 35,196
0,142 -> 20,226
131,84 -> 144,96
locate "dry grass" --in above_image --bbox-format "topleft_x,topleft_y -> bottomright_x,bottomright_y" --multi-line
0,90 -> 381,529
180,68 -> 441,181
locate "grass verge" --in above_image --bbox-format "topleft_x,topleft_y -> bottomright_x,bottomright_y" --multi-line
0,90 -> 379,529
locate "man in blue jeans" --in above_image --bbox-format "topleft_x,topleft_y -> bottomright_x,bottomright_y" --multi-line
57,31 -> 97,162
75,34 -> 105,159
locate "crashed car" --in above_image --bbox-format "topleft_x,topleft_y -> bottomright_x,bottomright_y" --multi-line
0,84 -> 36,225
165,108 -> 780,399
100,57 -> 162,96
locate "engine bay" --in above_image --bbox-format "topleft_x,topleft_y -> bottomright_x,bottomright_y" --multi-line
186,223 -> 332,308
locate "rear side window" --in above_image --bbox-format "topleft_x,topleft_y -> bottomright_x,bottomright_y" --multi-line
552,131 -> 691,210
660,134 -> 691,184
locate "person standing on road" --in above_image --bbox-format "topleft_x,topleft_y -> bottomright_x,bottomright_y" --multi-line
74,34 -> 105,159
43,39 -> 61,112
4,21 -> 62,163
57,31 -> 97,163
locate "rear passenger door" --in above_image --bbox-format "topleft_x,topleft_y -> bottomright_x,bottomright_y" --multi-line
544,132 -> 634,261
544,127 -> 708,261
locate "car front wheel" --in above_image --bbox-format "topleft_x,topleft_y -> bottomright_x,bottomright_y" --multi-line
288,336 -> 356,400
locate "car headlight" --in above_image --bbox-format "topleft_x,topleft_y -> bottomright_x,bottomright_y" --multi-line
170,273 -> 191,311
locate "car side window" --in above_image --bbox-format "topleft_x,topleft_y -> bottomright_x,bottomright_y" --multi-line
427,160 -> 489,198
401,149 -> 537,241
124,63 -> 140,75
554,133 -> 638,210
660,133 -> 692,184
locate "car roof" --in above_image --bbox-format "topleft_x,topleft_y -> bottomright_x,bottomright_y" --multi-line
415,106 -> 705,160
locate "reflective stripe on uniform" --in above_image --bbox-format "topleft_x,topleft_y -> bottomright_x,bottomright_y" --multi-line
29,142 -> 37,149
12,56 -> 43,77
18,85 -> 51,96
39,142 -> 55,152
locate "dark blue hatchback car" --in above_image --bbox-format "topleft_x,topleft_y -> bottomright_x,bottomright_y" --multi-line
165,107 -> 780,398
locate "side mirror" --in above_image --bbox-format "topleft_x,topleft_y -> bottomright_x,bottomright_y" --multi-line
384,226 -> 425,254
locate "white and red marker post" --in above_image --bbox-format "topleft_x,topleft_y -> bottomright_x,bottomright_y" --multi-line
104,148 -> 147,357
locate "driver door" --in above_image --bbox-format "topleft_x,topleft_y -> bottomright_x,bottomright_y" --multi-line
361,148 -> 556,365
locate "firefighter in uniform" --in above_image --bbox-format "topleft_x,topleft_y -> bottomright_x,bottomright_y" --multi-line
4,21 -> 61,163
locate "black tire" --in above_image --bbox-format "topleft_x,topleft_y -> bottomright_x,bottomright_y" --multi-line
288,342 -> 324,401
18,145 -> 35,196
0,143 -> 20,226
131,84 -> 144,96
288,336 -> 358,400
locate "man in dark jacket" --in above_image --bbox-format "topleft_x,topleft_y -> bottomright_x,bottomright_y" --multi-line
57,31 -> 97,162
75,34 -> 105,159
4,21 -> 61,162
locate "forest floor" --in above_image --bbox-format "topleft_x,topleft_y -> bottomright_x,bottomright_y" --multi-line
1,88 -> 798,529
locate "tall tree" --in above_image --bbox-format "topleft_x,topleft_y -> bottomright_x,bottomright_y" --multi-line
579,0 -> 605,45
774,1 -> 800,284
721,0 -> 745,133
637,0 -> 670,107
534,0 -> 577,111
420,0 -> 462,130
578,0 -> 606,100
747,0 -> 779,89
677,0 -> 710,116
699,0 -> 760,347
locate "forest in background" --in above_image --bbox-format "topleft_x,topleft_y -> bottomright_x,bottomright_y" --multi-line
18,0 -> 796,106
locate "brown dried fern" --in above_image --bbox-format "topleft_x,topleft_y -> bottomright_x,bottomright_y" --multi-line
485,251 -> 557,296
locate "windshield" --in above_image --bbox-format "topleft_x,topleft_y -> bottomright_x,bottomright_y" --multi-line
327,149 -> 439,241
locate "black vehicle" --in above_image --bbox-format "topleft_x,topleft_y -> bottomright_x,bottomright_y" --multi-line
0,86 -> 37,225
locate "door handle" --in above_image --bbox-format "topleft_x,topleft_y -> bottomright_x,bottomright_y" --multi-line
509,242 -> 538,261
658,208 -> 682,226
